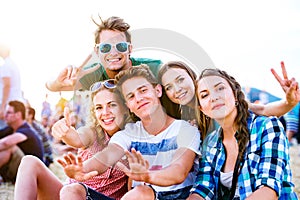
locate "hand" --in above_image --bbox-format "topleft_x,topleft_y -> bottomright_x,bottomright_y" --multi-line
116,148 -> 151,182
57,152 -> 98,181
51,107 -> 74,139
271,61 -> 300,104
47,54 -> 100,90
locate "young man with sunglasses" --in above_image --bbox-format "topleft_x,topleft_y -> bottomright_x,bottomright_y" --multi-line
46,16 -> 162,92
57,65 -> 201,199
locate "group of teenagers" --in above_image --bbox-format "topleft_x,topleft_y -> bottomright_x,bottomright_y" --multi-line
13,16 -> 299,200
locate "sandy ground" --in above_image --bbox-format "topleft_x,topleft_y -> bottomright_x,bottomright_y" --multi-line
1,145 -> 300,200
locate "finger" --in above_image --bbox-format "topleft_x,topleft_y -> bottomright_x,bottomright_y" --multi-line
270,68 -> 283,84
135,151 -> 144,164
83,171 -> 98,180
66,65 -> 73,80
116,162 -> 130,174
68,152 -> 78,165
57,159 -> 66,167
63,154 -> 72,165
281,61 -> 288,80
78,54 -> 93,70
64,107 -> 71,127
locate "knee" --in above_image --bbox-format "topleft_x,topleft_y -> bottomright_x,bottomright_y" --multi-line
60,183 -> 86,200
19,155 -> 42,168
122,185 -> 154,200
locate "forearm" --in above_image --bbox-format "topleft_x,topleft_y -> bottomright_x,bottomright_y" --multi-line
147,163 -> 189,186
246,186 -> 277,200
249,100 -> 295,117
187,193 -> 205,200
85,143 -> 124,174
45,79 -> 73,92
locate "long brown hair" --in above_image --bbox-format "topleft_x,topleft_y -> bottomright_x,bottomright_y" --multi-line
157,61 -> 199,121
196,68 -> 249,160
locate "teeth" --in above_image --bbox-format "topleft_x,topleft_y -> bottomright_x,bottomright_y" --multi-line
107,58 -> 120,62
176,92 -> 186,99
103,118 -> 114,123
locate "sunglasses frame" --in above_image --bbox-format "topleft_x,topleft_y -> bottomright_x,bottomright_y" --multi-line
89,79 -> 116,92
96,42 -> 130,54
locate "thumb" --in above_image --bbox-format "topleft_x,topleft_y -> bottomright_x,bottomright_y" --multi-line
64,107 -> 71,127
116,162 -> 130,174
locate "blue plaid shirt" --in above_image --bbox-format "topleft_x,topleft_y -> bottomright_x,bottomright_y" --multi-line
190,112 -> 297,199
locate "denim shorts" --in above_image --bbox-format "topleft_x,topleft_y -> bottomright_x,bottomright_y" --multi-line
150,185 -> 193,200
78,183 -> 114,200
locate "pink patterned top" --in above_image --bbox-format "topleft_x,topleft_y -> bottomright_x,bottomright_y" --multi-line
68,132 -> 128,200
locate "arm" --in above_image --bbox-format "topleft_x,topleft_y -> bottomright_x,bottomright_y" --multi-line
118,147 -> 196,186
250,61 -> 299,116
51,107 -> 93,148
0,77 -> 10,119
57,143 -> 125,181
245,186 -> 277,200
0,132 -> 27,150
45,54 -> 99,92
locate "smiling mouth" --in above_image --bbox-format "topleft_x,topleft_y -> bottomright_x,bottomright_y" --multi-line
107,58 -> 121,63
176,91 -> 187,100
212,104 -> 224,110
137,103 -> 149,110
102,117 -> 115,125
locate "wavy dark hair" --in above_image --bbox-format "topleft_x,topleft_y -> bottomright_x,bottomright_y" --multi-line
196,68 -> 249,160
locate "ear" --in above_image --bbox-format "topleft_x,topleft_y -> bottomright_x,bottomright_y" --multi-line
155,84 -> 163,98
128,43 -> 133,54
94,45 -> 99,56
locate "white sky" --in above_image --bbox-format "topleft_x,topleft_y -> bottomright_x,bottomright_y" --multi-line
1,0 -> 300,119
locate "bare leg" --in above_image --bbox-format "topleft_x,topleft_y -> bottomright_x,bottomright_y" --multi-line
121,185 -> 154,200
60,183 -> 86,200
14,155 -> 63,200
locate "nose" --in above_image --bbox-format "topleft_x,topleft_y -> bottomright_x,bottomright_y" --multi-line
102,106 -> 111,115
210,91 -> 219,102
134,92 -> 144,103
174,84 -> 182,93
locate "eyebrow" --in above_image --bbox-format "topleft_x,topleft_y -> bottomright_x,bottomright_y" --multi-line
95,100 -> 117,106
125,84 -> 148,98
199,81 -> 223,93
163,75 -> 182,87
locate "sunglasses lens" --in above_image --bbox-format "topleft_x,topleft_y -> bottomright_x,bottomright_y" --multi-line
90,82 -> 102,91
104,79 -> 116,88
116,42 -> 128,52
90,80 -> 116,91
99,43 -> 111,53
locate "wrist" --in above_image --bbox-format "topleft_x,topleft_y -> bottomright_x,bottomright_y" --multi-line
46,80 -> 60,91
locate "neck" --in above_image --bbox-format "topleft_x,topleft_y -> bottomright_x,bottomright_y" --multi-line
11,120 -> 25,132
186,96 -> 196,108
142,107 -> 174,135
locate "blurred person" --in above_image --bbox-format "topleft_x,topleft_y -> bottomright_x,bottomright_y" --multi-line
188,68 -> 296,199
284,103 -> 300,144
55,92 -> 68,118
57,65 -> 201,199
45,16 -> 162,92
0,101 -> 44,182
26,106 -> 54,167
14,79 -> 131,200
0,43 -> 23,129
41,93 -> 52,120
0,129 -> 26,183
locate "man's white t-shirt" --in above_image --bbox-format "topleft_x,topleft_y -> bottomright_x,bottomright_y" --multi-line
110,119 -> 201,192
